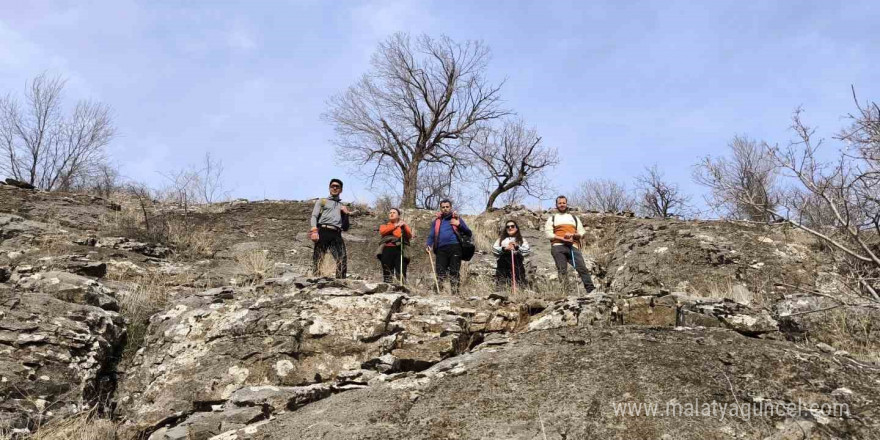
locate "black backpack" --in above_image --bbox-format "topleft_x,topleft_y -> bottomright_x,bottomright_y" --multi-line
433,217 -> 475,261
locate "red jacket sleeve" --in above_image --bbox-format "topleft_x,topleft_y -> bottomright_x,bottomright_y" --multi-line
379,223 -> 396,236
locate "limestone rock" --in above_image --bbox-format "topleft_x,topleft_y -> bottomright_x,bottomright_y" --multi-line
0,289 -> 125,430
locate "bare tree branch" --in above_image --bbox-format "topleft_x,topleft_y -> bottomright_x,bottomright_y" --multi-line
467,118 -> 559,211
635,164 -> 691,218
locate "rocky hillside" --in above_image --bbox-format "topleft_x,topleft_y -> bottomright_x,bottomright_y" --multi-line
1,184 -> 879,439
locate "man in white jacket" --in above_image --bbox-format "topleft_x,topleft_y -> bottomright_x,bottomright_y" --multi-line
543,195 -> 596,293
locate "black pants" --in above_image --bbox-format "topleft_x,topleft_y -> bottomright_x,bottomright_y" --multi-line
380,246 -> 409,283
312,228 -> 347,279
550,245 -> 595,292
496,251 -> 528,288
434,244 -> 462,293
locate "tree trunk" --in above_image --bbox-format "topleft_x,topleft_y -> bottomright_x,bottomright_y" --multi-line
401,165 -> 419,209
485,187 -> 503,211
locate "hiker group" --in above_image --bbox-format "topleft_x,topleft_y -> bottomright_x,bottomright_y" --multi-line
309,178 -> 595,294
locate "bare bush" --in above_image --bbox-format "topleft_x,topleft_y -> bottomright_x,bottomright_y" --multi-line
327,33 -> 507,208
635,165 -> 691,218
570,178 -> 636,213
160,153 -> 229,208
467,119 -> 558,211
235,249 -> 274,282
0,73 -> 115,191
693,135 -> 779,221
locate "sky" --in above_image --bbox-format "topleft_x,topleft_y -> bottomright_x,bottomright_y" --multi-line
1,0 -> 878,212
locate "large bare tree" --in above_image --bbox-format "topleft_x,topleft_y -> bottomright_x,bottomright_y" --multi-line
468,119 -> 558,211
326,33 -> 507,208
0,73 -> 115,191
635,165 -> 691,218
693,136 -> 779,221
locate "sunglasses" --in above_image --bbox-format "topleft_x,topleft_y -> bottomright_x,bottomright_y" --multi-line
329,185 -> 341,189
506,225 -> 517,229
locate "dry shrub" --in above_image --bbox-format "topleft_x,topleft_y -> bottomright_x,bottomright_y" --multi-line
235,249 -> 274,281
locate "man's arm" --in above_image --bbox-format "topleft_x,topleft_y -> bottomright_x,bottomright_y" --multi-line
310,200 -> 321,229
543,216 -> 556,240
457,217 -> 471,235
426,221 -> 435,248
575,215 -> 586,238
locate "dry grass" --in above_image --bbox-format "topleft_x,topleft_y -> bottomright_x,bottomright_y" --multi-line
458,267 -> 570,304
689,278 -> 757,306
30,412 -> 115,440
106,269 -> 181,360
315,252 -> 339,277
100,192 -> 218,259
811,307 -> 880,363
164,218 -> 217,259
469,222 -> 499,254
235,249 -> 275,281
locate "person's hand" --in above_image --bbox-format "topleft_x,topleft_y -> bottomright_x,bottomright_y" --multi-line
449,217 -> 460,227
399,221 -> 408,229
425,246 -> 432,254
340,205 -> 351,215
309,228 -> 319,243
506,242 -> 516,251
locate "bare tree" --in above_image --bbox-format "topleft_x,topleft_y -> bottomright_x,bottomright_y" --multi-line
326,33 -> 507,208
754,101 -> 880,301
570,178 -> 637,213
160,153 -> 230,208
693,136 -> 779,221
467,119 -> 558,211
0,73 -> 115,190
635,165 -> 691,218
197,153 -> 228,203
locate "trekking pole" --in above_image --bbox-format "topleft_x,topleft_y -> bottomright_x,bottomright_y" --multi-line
510,250 -> 517,297
399,237 -> 405,287
427,249 -> 441,295
570,245 -> 580,297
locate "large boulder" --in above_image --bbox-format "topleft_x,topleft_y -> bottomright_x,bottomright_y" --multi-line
214,326 -> 880,439
0,286 -> 126,431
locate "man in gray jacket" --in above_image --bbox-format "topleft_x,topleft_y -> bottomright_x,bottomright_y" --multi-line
309,178 -> 350,278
